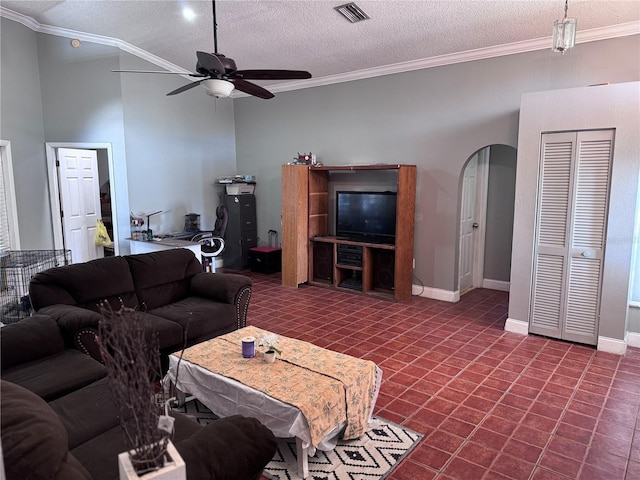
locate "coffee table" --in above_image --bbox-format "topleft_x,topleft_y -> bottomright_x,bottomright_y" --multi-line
166,326 -> 382,479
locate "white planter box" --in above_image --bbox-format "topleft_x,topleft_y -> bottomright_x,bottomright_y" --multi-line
118,440 -> 185,480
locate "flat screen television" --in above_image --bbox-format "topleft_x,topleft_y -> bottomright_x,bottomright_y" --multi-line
336,191 -> 397,244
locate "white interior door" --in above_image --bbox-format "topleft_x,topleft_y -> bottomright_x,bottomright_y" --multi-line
530,130 -> 613,345
57,148 -> 103,263
459,155 -> 478,294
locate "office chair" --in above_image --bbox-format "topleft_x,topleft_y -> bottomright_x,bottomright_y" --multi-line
190,204 -> 228,268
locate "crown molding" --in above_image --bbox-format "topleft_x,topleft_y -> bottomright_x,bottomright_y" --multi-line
0,6 -> 193,81
2,7 -> 638,97
265,21 -> 640,95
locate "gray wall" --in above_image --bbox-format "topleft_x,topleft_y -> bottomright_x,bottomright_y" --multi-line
35,32 -> 130,254
234,35 -> 640,294
510,82 -> 640,343
1,18 -> 237,254
0,19 -> 48,249
484,145 -> 517,283
118,53 -> 237,235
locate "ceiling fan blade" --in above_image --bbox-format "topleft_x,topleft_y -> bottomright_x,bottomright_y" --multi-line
235,70 -> 312,81
167,80 -> 206,96
196,51 -> 225,75
231,78 -> 274,99
112,69 -> 205,77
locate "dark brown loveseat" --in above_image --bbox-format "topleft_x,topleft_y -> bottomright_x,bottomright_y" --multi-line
0,315 -> 277,480
29,249 -> 252,365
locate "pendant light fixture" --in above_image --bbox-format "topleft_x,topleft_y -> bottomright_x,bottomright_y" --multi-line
552,0 -> 577,54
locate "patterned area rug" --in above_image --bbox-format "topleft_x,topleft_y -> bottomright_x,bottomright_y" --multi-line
176,399 -> 423,480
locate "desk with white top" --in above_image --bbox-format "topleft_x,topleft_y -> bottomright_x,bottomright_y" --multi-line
128,238 -> 202,263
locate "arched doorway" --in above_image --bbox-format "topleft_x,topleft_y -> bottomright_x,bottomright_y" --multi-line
458,144 -> 517,296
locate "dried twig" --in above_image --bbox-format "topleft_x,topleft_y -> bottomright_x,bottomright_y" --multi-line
96,303 -> 169,474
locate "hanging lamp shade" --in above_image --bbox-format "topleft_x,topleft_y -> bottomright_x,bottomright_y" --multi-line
552,0 -> 577,54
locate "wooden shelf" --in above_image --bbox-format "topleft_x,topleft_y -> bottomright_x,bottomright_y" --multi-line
336,264 -> 363,271
281,164 -> 416,301
310,164 -> 409,171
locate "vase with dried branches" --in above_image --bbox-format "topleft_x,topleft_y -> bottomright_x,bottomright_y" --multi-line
96,303 -> 184,479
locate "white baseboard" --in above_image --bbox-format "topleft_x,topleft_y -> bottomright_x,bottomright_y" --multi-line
413,285 -> 459,303
597,336 -> 627,355
482,279 -> 510,292
505,318 -> 529,335
626,332 -> 640,348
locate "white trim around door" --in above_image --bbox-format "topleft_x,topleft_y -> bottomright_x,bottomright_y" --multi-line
45,143 -> 119,256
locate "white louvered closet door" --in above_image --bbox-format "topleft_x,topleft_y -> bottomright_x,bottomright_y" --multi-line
530,130 -> 614,345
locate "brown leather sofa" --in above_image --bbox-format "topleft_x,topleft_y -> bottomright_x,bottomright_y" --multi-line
29,249 -> 252,365
0,315 -> 277,480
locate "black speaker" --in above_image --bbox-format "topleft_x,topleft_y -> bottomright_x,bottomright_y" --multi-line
313,242 -> 333,282
373,250 -> 395,290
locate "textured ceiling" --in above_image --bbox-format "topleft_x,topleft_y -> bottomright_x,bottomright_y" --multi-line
2,0 -> 639,93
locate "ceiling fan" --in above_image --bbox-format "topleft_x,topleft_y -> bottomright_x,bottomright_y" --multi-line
113,0 -> 311,99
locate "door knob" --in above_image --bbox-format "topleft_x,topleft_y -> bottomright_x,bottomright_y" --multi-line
472,223 -> 479,229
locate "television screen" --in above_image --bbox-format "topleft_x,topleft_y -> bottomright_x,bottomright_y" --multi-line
336,191 -> 397,243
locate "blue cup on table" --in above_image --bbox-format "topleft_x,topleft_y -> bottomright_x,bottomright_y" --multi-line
242,336 -> 256,358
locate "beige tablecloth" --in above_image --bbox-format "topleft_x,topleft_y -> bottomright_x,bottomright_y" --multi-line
179,326 -> 380,446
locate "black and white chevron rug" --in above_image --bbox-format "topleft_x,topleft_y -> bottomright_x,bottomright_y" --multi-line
176,399 -> 423,480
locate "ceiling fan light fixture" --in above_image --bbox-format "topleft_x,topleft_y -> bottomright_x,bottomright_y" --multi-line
552,0 -> 577,54
203,79 -> 234,98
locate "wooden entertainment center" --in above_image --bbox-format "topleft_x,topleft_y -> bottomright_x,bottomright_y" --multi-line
281,164 -> 416,301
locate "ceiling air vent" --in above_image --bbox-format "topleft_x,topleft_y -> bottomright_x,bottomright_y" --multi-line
335,3 -> 370,23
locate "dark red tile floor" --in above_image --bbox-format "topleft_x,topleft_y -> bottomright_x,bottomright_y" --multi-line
242,271 -> 640,480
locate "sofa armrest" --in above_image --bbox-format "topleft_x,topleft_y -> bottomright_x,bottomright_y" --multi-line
38,305 -> 103,361
0,315 -> 65,371
190,273 -> 252,329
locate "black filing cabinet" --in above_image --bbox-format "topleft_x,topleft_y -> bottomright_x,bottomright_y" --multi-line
223,194 -> 257,270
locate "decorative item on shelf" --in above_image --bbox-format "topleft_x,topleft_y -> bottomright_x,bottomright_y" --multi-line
552,0 -> 577,54
288,152 -> 317,165
258,333 -> 282,363
96,303 -> 185,480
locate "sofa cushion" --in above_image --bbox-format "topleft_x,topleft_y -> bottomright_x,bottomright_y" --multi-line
133,311 -> 185,351
0,380 -> 92,480
149,297 -> 237,343
49,377 -> 122,449
1,349 -> 107,401
0,315 -> 65,371
175,415 -> 278,480
29,255 -> 138,312
126,249 -> 202,310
